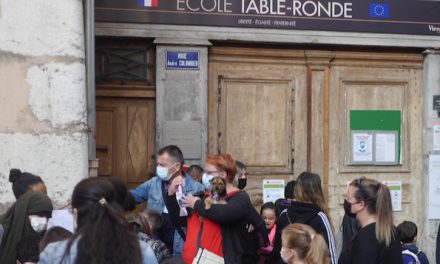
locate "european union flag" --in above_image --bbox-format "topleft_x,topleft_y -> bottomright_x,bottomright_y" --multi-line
369,3 -> 389,18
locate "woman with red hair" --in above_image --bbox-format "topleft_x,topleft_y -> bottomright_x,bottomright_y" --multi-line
167,153 -> 254,264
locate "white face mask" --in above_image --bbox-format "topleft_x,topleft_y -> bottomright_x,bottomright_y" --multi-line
280,247 -> 293,263
202,173 -> 214,190
157,165 -> 169,181
29,215 -> 48,233
157,163 -> 177,181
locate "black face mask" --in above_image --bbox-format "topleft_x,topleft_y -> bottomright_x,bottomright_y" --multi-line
238,178 -> 247,190
343,199 -> 356,218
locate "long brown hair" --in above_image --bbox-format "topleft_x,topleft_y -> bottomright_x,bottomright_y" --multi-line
282,223 -> 330,264
349,177 -> 394,246
294,172 -> 330,223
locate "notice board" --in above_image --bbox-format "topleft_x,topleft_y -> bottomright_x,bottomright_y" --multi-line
350,110 -> 401,164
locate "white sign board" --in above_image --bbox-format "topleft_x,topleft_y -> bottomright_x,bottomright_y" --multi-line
382,181 -> 402,211
375,132 -> 398,164
263,179 -> 285,204
163,121 -> 202,159
433,123 -> 440,151
351,132 -> 374,164
428,154 -> 440,219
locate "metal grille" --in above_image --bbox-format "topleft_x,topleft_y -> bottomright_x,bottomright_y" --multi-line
96,47 -> 152,82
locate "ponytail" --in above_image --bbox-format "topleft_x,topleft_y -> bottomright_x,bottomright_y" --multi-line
375,183 -> 394,246
305,233 -> 331,264
350,178 -> 395,247
63,178 -> 142,264
77,201 -> 141,264
282,223 -> 330,264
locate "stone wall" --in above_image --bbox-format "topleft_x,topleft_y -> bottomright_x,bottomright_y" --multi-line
0,0 -> 88,212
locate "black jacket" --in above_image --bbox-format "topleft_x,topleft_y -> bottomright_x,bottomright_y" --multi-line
338,214 -> 360,264
268,200 -> 337,264
349,223 -> 402,264
242,206 -> 269,264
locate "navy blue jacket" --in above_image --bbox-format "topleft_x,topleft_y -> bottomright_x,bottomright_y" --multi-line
402,244 -> 429,264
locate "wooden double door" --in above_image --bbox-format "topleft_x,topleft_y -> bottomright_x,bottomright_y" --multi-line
208,46 -> 423,225
96,88 -> 156,190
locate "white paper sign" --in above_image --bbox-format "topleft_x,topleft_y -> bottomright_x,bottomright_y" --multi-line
433,123 -> 440,151
263,179 -> 285,204
428,155 -> 440,219
382,181 -> 402,211
351,132 -> 374,163
375,132 -> 397,164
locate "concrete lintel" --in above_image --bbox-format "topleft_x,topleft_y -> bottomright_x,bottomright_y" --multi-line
423,49 -> 440,55
97,23 -> 440,49
154,38 -> 212,46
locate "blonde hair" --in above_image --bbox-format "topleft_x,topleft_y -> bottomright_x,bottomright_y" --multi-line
282,224 -> 330,264
349,177 -> 395,246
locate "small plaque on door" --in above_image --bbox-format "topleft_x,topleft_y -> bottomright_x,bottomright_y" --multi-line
163,121 -> 202,159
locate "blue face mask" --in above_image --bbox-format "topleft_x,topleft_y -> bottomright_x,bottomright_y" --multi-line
157,165 -> 170,181
202,173 -> 214,190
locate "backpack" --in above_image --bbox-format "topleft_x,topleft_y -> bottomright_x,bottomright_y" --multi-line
402,249 -> 420,264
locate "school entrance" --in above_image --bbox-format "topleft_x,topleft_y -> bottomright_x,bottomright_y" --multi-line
208,46 -> 423,224
94,38 -> 157,191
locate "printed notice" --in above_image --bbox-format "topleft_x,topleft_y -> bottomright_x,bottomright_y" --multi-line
351,132 -> 374,164
382,181 -> 402,211
429,155 -> 440,219
263,179 -> 285,204
375,132 -> 397,164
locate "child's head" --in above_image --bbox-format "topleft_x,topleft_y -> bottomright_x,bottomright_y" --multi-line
16,234 -> 40,264
281,223 -> 330,264
260,202 -> 277,230
397,221 -> 418,244
284,180 -> 296,200
138,210 -> 163,236
39,226 -> 73,252
188,165 -> 203,182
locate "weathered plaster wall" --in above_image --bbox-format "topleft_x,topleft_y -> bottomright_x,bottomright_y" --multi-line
0,0 -> 87,213
422,51 -> 440,262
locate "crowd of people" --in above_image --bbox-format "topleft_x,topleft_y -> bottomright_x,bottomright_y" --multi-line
0,144 -> 439,264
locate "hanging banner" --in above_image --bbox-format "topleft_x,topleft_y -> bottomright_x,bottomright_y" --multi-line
96,0 -> 440,36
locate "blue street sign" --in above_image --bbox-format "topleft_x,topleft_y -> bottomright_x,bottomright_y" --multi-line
165,51 -> 199,70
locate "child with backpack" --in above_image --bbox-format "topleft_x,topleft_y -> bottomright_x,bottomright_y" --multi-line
397,221 -> 430,264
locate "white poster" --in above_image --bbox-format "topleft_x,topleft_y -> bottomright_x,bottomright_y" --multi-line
428,155 -> 440,219
433,123 -> 440,151
382,181 -> 402,211
351,132 -> 374,164
375,132 -> 397,164
263,179 -> 285,204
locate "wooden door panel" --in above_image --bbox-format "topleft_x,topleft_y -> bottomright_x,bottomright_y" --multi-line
126,101 -> 156,186
220,79 -> 292,171
96,108 -> 115,177
96,97 -> 155,190
220,79 -> 292,172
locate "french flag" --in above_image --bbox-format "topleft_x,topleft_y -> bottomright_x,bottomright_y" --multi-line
137,0 -> 158,7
